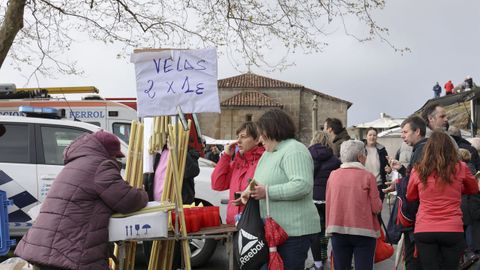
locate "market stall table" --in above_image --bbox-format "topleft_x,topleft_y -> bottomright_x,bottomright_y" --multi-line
115,224 -> 238,270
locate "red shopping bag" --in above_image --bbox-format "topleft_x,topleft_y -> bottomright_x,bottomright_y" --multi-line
375,228 -> 394,263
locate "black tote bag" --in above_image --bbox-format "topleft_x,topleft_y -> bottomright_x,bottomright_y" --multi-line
233,198 -> 269,270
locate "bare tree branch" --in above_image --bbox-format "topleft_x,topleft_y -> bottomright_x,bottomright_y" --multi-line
0,0 -> 408,81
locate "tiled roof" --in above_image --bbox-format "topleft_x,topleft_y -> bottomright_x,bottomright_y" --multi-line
220,91 -> 283,107
304,88 -> 352,108
219,72 -> 303,88
219,72 -> 352,108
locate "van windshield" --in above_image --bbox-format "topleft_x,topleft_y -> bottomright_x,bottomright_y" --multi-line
112,122 -> 131,144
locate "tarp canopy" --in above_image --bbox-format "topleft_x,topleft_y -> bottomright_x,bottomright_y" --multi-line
353,113 -> 404,129
203,135 -> 235,145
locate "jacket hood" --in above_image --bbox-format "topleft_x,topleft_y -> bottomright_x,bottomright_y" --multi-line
309,144 -> 334,162
63,133 -> 111,164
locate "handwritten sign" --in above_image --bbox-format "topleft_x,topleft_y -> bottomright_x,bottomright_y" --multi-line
130,48 -> 220,117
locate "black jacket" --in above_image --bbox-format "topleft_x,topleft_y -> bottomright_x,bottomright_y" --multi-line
182,148 -> 200,204
398,137 -> 428,176
308,144 -> 341,201
461,194 -> 480,251
452,135 -> 480,171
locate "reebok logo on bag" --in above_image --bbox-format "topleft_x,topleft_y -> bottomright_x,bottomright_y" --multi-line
233,198 -> 268,270
238,229 -> 266,266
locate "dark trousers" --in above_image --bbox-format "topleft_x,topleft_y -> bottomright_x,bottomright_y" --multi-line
414,232 -> 465,270
404,231 -> 423,270
330,233 -> 376,270
311,203 -> 328,262
277,234 -> 313,270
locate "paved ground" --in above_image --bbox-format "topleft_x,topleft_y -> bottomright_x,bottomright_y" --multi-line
5,196 -> 480,269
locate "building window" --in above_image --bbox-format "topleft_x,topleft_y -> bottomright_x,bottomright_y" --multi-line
246,114 -> 253,122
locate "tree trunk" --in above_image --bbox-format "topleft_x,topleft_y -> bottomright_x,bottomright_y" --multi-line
0,0 -> 26,69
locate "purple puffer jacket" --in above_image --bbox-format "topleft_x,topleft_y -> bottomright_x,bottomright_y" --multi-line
14,133 -> 148,270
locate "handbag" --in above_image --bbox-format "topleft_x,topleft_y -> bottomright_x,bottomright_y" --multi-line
375,215 -> 394,263
233,198 -> 269,270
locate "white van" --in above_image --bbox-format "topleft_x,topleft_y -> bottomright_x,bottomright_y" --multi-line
0,99 -> 137,144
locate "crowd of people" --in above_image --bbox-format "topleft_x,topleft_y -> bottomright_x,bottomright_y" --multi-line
210,104 -> 480,270
433,76 -> 476,98
11,104 -> 480,270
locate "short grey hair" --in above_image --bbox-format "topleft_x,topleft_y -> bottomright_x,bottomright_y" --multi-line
340,140 -> 365,163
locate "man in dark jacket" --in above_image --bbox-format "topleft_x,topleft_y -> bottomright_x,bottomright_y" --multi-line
433,82 -> 442,98
387,116 -> 427,270
15,130 -> 149,270
324,118 -> 351,157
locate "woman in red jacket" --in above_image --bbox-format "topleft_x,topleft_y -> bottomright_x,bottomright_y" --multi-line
211,122 -> 264,224
407,131 -> 479,269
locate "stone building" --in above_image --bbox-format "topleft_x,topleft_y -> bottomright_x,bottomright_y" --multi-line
197,72 -> 352,145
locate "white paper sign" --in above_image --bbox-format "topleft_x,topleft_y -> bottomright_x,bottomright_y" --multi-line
131,48 -> 220,117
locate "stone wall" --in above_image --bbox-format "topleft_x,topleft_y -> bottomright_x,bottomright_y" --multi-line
197,87 -> 349,145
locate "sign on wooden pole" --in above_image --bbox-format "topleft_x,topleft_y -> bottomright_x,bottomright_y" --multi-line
131,48 -> 220,117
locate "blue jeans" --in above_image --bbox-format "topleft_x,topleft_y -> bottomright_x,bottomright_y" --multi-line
331,233 -> 376,270
275,234 -> 314,270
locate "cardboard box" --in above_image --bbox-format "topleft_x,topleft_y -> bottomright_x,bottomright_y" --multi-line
108,210 -> 168,242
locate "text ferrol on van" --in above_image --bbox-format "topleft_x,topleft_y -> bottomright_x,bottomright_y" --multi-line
131,48 -> 220,117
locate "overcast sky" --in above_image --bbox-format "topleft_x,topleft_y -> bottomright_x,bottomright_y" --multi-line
1,0 -> 479,126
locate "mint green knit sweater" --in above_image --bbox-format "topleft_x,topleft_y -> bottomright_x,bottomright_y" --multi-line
254,139 -> 321,236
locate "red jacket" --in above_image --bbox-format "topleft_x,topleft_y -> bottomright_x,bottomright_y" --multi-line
15,133 -> 148,270
211,146 -> 264,224
407,162 -> 479,233
444,80 -> 454,93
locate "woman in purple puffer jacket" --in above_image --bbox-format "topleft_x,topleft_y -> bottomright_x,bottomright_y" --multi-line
308,131 -> 341,270
15,130 -> 148,270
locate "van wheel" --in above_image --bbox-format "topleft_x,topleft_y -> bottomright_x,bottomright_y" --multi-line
190,237 -> 217,267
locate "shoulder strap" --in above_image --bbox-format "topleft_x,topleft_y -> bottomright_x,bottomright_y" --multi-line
378,214 -> 392,246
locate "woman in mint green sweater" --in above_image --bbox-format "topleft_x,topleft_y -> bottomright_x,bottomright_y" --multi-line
250,109 -> 321,270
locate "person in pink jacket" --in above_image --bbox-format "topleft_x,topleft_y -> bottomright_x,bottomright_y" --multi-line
325,140 -> 382,270
407,131 -> 479,269
211,122 -> 264,224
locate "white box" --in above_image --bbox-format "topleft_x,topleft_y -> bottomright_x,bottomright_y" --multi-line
108,210 -> 168,242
